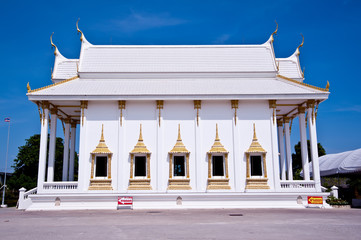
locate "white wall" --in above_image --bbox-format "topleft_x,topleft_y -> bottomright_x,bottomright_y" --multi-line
80,100 -> 276,193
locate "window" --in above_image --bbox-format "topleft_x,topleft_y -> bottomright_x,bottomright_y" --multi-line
251,155 -> 263,176
174,156 -> 185,177
212,155 -> 224,177
134,156 -> 146,177
95,156 -> 107,177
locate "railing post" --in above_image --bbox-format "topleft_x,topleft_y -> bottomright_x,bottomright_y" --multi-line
331,186 -> 339,198
18,187 -> 26,209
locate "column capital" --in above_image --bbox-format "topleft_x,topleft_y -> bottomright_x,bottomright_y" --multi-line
194,100 -> 201,109
80,100 -> 88,109
64,118 -> 71,124
277,119 -> 283,126
118,100 -> 126,109
298,106 -> 306,114
307,100 -> 316,109
50,107 -> 58,115
269,100 -> 277,109
156,100 -> 164,109
231,100 -> 239,109
42,101 -> 50,109
71,122 -> 77,128
283,117 -> 290,123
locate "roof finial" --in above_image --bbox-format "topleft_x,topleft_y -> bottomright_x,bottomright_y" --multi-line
271,20 -> 278,37
253,123 -> 258,141
139,124 -> 143,141
215,124 -> 220,141
50,32 -> 57,55
76,18 -> 84,41
100,124 -> 105,142
27,82 -> 31,93
177,124 -> 181,141
296,34 -> 304,55
325,81 -> 330,91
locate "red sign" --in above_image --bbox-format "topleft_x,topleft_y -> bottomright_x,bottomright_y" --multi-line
308,196 -> 323,204
118,196 -> 133,205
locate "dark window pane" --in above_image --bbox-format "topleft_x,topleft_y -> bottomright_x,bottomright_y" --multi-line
95,156 -> 107,177
212,156 -> 224,176
135,156 -> 146,177
251,156 -> 262,176
174,156 -> 185,177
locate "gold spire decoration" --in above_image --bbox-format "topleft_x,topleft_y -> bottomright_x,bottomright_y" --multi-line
208,124 -> 228,153
131,124 -> 151,153
296,34 -> 304,55
76,18 -> 84,41
50,32 -> 57,55
271,20 -> 278,37
325,81 -> 330,91
170,124 -> 190,153
246,123 -> 267,153
27,82 -> 31,93
91,124 -> 112,154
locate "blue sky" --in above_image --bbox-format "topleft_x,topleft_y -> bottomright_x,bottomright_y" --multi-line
0,0 -> 360,172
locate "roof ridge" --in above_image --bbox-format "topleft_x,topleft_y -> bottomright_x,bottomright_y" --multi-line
277,74 -> 328,92
28,76 -> 79,94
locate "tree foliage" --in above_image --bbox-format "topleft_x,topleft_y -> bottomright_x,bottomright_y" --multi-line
292,140 -> 326,171
7,134 -> 77,191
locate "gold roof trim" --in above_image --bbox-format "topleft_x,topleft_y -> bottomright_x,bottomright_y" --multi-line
208,124 -> 228,153
277,74 -> 329,92
130,124 -> 151,154
246,123 -> 267,153
27,76 -> 79,94
91,124 -> 112,154
170,124 -> 190,153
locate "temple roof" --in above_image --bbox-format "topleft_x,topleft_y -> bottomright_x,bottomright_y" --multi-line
27,76 -> 329,100
77,44 -> 277,74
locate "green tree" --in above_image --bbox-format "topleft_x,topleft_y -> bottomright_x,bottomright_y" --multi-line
7,134 -> 77,191
292,140 -> 326,179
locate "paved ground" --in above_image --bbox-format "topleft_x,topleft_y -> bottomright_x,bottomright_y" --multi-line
1,207 -> 361,240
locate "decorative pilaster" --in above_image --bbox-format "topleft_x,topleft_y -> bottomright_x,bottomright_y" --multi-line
269,100 -> 277,125
231,100 -> 238,125
62,119 -> 71,181
156,100 -> 164,127
277,120 -> 286,181
118,100 -> 126,126
194,100 -> 201,126
284,117 -> 293,180
37,101 -> 49,192
47,107 -> 58,182
80,100 -> 88,126
307,100 -> 321,191
68,122 -> 77,181
298,106 -> 310,180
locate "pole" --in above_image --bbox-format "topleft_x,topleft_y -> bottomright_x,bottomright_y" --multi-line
1,119 -> 10,207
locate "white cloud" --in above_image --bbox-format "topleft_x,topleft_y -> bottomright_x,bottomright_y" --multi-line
213,34 -> 232,44
110,12 -> 187,32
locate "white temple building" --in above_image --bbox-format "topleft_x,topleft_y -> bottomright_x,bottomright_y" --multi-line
19,23 -> 331,210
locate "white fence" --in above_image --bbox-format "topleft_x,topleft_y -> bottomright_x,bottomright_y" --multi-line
43,182 -> 78,191
280,180 -> 316,192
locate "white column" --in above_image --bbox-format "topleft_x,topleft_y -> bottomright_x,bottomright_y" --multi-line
37,102 -> 49,192
307,101 -> 321,191
269,101 -> 280,191
78,101 -> 88,191
232,102 -> 241,192
68,122 -> 77,181
284,117 -> 293,180
156,100 -> 164,191
62,119 -> 71,181
194,101 -> 202,191
277,120 -> 286,180
47,108 -> 58,182
298,106 -> 310,180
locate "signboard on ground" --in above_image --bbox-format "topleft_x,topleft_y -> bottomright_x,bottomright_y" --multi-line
117,196 -> 133,209
308,196 -> 323,205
